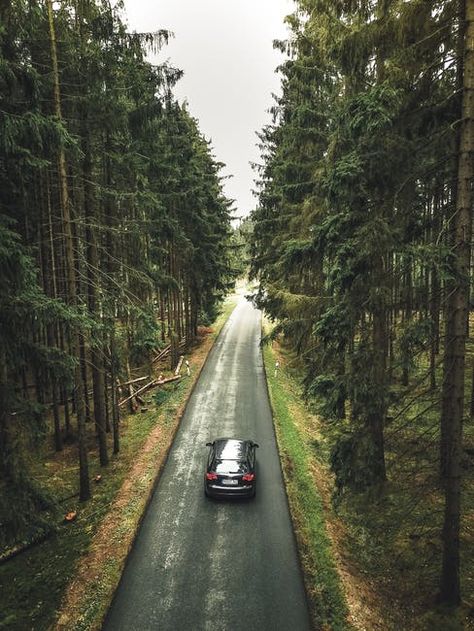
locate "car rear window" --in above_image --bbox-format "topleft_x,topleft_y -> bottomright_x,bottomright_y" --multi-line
214,459 -> 248,474
215,440 -> 247,461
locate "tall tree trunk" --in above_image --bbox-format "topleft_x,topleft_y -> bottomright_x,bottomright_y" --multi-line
430,265 -> 440,390
58,325 -> 73,440
39,174 -> 63,451
79,336 -> 92,423
470,357 -> 474,420
103,133 -> 120,453
370,13 -> 390,482
191,290 -> 199,337
110,329 -> 120,454
439,0 -> 473,605
83,123 -> 108,466
184,286 -> 191,343
402,257 -> 412,386
47,0 -> 90,500
0,350 -> 14,486
169,242 -> 179,369
430,184 -> 442,390
77,0 -> 108,467
369,283 -> 387,483
45,171 -> 63,449
160,290 -> 166,343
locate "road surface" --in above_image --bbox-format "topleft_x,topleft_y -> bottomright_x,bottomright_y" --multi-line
103,296 -> 312,631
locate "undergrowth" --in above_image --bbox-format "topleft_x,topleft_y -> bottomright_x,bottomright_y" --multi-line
263,326 -> 474,630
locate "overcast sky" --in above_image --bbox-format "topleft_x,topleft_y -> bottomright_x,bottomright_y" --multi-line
121,0 -> 293,218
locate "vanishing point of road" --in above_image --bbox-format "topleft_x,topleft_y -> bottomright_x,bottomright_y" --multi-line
103,296 -> 312,631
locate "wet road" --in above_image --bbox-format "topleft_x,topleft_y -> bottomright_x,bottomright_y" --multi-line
103,297 -> 312,631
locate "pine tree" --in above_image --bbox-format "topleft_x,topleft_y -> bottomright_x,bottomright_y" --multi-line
439,0 -> 474,606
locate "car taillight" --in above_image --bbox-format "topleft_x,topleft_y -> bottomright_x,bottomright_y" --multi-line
242,473 -> 255,482
206,472 -> 218,480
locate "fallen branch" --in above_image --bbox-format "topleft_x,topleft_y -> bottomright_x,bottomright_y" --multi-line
152,345 -> 171,364
157,375 -> 181,386
152,339 -> 186,364
118,375 -> 182,407
174,355 -> 184,376
119,379 -> 155,407
0,528 -> 55,565
118,375 -> 149,388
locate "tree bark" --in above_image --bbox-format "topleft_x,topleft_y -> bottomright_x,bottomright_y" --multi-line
439,0 -> 473,605
369,286 -> 387,482
47,0 -> 90,500
83,123 -> 108,466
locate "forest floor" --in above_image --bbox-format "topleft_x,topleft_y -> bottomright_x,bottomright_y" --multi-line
263,326 -> 474,631
0,294 -> 238,631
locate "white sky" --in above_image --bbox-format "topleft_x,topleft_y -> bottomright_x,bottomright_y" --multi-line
121,0 -> 294,218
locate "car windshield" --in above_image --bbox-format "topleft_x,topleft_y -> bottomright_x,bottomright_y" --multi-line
214,459 -> 248,474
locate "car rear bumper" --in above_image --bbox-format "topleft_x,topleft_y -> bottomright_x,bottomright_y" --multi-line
205,483 -> 255,498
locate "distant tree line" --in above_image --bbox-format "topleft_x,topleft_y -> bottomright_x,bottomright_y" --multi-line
251,0 -> 473,607
0,0 -> 234,545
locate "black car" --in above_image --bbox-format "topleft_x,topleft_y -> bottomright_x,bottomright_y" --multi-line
204,438 -> 259,499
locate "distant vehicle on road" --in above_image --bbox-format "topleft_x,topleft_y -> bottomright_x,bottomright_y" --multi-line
205,438 -> 259,499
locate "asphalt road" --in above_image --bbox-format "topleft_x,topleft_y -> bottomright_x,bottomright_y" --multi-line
103,297 -> 312,631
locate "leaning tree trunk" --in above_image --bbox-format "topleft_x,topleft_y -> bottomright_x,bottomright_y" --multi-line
439,0 -> 473,606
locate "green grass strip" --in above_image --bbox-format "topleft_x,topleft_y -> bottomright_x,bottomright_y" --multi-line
263,342 -> 351,631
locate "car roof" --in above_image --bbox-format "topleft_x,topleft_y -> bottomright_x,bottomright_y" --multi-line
212,438 -> 252,460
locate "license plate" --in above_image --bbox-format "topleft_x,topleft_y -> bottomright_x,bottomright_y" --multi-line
222,479 -> 238,486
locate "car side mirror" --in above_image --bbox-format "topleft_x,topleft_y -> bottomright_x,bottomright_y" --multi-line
206,442 -> 213,447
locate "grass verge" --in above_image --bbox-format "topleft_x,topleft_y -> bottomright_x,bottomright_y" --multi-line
262,335 -> 351,631
0,294 -> 238,631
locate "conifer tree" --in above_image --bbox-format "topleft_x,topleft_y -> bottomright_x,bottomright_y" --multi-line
439,0 -> 474,606
251,0 -> 472,608
0,0 -> 235,539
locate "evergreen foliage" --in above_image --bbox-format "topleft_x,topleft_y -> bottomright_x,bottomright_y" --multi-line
251,0 -> 473,608
0,0 -> 235,545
